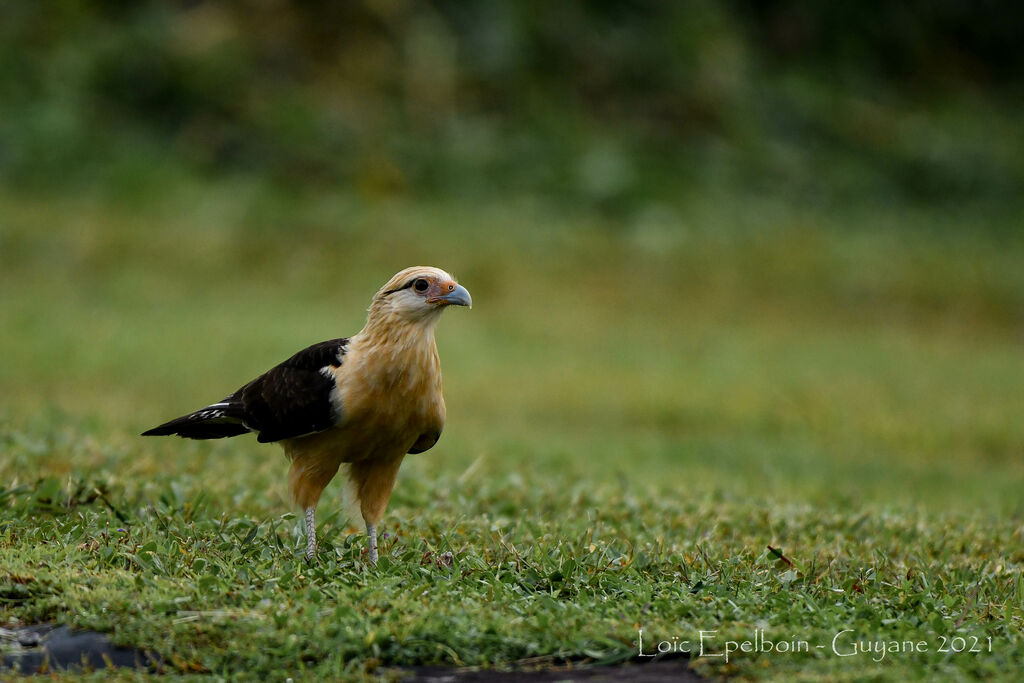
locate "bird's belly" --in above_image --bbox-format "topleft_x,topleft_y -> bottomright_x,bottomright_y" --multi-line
283,424 -> 402,465
286,395 -> 440,464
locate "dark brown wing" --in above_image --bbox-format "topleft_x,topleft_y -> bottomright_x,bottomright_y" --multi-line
142,338 -> 348,442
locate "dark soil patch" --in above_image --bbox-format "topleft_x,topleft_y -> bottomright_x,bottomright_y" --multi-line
0,624 -> 161,674
3,625 -> 702,680
403,657 -> 702,682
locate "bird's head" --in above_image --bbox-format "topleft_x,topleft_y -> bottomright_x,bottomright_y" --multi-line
369,266 -> 472,324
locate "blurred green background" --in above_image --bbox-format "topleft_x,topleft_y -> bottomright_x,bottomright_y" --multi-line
4,1 -> 1024,207
2,0 -> 1023,511
2,6 -> 1024,678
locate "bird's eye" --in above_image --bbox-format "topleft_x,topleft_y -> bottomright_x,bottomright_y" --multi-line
414,278 -> 429,292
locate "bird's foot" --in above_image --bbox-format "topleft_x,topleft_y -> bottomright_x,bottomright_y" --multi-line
304,506 -> 317,562
366,523 -> 378,566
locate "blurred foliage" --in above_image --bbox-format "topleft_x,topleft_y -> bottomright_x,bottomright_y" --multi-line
1,0 -> 1022,213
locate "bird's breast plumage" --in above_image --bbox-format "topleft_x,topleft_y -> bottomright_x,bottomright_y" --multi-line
288,332 -> 445,463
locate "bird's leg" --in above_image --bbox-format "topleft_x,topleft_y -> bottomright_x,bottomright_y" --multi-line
288,452 -> 341,561
348,455 -> 404,566
366,523 -> 378,565
304,506 -> 317,560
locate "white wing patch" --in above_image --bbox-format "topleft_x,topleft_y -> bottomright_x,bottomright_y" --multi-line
194,402 -> 244,423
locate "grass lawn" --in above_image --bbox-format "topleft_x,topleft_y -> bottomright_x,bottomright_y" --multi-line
1,184 -> 1023,680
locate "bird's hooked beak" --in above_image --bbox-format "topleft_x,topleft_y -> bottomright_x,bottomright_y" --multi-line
430,283 -> 472,309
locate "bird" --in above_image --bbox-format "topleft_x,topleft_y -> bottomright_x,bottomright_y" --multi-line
142,266 -> 471,563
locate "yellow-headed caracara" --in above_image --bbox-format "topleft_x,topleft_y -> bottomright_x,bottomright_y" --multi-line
143,266 -> 471,563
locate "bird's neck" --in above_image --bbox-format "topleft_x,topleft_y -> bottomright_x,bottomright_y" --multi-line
348,312 -> 442,397
354,309 -> 441,357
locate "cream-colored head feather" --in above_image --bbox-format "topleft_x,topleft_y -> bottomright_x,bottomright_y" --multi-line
366,266 -> 471,326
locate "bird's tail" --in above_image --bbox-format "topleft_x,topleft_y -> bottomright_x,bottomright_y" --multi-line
142,400 -> 251,440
